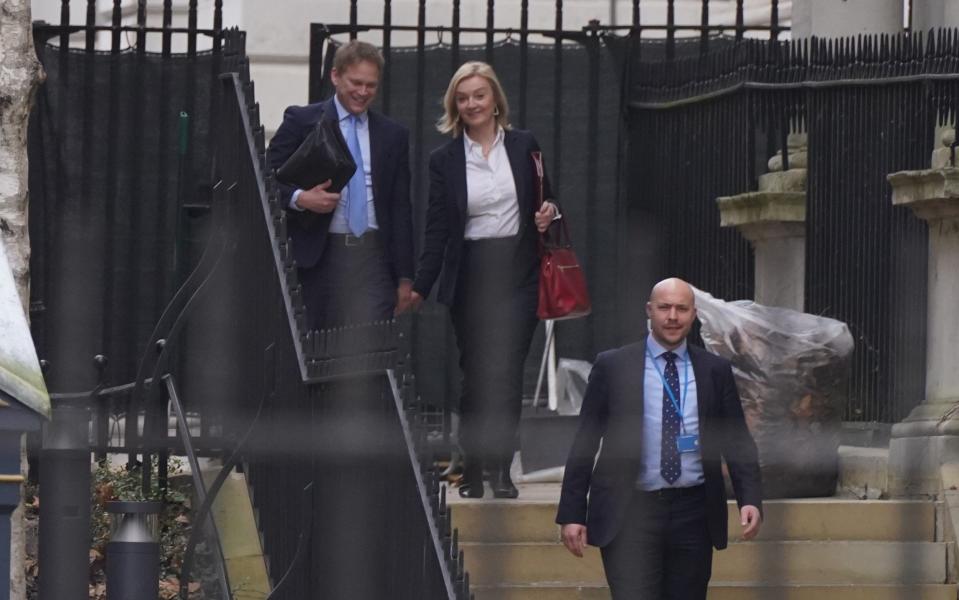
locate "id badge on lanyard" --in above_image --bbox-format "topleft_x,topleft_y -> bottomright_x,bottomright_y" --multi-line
647,346 -> 699,454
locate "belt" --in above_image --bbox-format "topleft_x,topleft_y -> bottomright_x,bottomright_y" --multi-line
636,484 -> 705,500
327,231 -> 380,247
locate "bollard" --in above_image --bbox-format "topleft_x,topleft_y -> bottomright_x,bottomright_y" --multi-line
105,500 -> 162,600
38,405 -> 91,600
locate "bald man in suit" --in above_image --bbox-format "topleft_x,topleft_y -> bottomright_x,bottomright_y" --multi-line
556,278 -> 762,600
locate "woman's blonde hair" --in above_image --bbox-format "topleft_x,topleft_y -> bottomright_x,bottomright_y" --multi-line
436,61 -> 511,137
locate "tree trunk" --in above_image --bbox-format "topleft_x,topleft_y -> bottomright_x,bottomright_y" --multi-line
0,0 -> 45,598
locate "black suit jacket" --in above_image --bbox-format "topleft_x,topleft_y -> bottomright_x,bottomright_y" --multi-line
267,98 -> 413,282
556,340 -> 762,550
411,129 -> 554,304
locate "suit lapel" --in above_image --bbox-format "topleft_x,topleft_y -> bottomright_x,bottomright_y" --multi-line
688,345 -> 711,426
619,340 -> 647,483
633,340 -> 647,418
367,111 -> 384,212
448,138 -> 468,223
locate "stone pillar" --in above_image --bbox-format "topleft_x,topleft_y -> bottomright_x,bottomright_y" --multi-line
886,129 -> 959,495
716,134 -> 808,311
792,0 -> 904,39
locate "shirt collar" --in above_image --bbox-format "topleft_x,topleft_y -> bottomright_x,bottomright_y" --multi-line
463,126 -> 505,153
646,334 -> 688,362
333,95 -> 368,124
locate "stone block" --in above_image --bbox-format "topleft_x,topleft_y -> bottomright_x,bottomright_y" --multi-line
888,434 -> 959,496
758,169 -> 807,193
838,445 -> 888,497
716,192 -> 806,230
887,167 -> 959,220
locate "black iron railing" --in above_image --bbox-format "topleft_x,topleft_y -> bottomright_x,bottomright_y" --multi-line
213,47 -> 470,596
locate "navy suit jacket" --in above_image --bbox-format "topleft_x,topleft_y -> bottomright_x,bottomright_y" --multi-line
556,341 -> 762,550
412,129 -> 554,304
267,98 -> 413,282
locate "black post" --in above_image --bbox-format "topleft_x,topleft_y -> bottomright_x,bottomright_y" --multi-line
38,403 -> 90,600
85,0 -> 96,51
553,0 -> 564,194
519,0 -> 529,127
382,0 -> 393,115
666,0 -> 675,60
350,0 -> 358,40
736,0 -> 744,41
771,0 -> 780,41
700,0 -> 709,56
486,0 -> 495,66
452,0 -> 461,71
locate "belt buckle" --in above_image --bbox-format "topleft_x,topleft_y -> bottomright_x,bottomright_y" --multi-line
344,233 -> 362,247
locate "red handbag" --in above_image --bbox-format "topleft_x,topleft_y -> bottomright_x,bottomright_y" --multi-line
532,152 -> 592,321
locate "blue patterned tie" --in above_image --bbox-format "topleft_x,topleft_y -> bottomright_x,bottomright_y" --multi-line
660,351 -> 682,484
345,114 -> 368,237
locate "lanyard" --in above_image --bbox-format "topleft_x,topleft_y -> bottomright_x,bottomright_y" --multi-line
646,345 -> 691,435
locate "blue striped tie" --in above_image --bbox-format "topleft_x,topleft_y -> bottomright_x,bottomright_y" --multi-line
660,351 -> 682,484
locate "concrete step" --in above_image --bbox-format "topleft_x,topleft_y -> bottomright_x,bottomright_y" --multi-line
460,541 -> 951,586
452,498 -> 938,544
470,583 -> 958,600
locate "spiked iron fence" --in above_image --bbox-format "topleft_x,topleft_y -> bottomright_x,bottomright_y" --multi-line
627,31 -> 959,422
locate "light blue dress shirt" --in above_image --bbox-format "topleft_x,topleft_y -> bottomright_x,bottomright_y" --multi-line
636,334 -> 705,490
291,95 -> 378,232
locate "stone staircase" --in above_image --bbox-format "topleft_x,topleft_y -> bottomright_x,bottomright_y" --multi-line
450,483 -> 957,600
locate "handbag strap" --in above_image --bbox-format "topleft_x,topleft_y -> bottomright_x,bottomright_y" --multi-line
531,151 -> 573,250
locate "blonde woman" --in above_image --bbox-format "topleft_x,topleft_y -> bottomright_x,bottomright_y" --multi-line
411,62 -> 559,499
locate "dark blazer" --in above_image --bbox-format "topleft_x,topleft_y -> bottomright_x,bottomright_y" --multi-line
267,98 -> 414,282
411,129 -> 554,304
556,340 -> 762,550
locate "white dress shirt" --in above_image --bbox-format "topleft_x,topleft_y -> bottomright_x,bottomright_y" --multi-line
291,95 -> 378,233
463,128 -> 520,240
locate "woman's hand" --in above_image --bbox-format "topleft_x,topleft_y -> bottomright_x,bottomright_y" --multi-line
535,201 -> 558,233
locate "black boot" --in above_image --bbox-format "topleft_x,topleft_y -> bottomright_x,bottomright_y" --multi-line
490,458 -> 519,499
458,459 -> 484,499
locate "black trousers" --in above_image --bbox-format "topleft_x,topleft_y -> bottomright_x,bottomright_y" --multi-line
600,485 -> 713,600
449,237 -> 539,465
298,231 -> 396,330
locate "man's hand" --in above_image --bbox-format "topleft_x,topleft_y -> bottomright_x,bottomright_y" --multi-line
740,505 -> 762,541
295,180 -> 340,214
561,523 -> 587,558
409,290 -> 424,311
395,280 -> 413,315
534,201 -> 558,233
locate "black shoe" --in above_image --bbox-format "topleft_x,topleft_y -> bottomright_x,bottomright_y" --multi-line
458,462 -> 484,499
490,460 -> 519,499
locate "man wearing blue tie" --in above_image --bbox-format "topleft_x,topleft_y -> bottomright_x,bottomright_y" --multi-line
556,278 -> 763,600
268,41 -> 413,329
